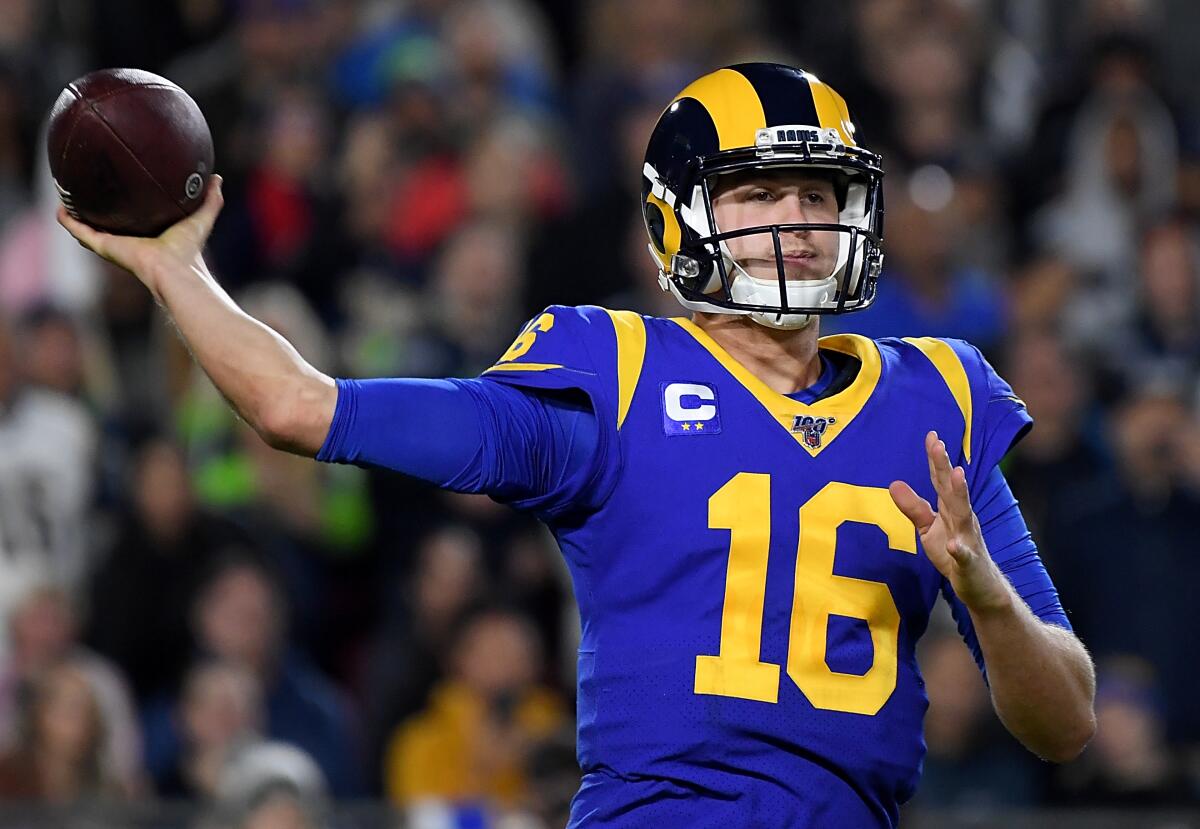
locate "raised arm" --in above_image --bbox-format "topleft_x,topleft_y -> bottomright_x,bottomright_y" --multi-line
57,177 -> 336,455
889,431 -> 1097,763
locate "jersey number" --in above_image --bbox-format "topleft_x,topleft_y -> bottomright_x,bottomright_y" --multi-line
694,474 -> 916,715
498,312 -> 555,363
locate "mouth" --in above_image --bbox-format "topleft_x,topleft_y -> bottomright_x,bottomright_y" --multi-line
737,251 -> 829,283
780,252 -> 817,263
746,251 -> 817,266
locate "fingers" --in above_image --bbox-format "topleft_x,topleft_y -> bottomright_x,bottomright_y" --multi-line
950,464 -> 973,518
176,174 -> 224,241
888,480 -> 935,532
199,173 -> 225,220
926,430 -> 953,490
56,205 -> 110,257
936,438 -> 974,525
925,431 -> 974,526
202,174 -> 225,218
925,431 -> 952,530
923,432 -> 983,564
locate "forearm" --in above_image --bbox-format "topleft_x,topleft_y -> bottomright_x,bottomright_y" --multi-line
969,587 -> 1096,762
145,253 -> 335,455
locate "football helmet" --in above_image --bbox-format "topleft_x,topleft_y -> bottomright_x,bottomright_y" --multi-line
642,63 -> 885,329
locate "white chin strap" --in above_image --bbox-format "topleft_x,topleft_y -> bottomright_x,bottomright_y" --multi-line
654,251 -> 837,331
727,262 -> 836,330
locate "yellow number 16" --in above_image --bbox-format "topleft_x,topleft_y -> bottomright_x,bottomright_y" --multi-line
694,474 -> 917,716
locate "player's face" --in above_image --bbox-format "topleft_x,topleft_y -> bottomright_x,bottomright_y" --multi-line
710,169 -> 840,282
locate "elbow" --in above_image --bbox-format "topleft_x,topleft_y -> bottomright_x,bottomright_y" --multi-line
253,376 -> 336,455
1038,712 -> 1097,764
255,403 -> 301,452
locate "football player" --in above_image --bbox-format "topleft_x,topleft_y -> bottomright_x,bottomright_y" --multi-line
60,63 -> 1094,828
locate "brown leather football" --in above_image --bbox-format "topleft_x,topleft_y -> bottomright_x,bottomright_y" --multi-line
47,68 -> 214,237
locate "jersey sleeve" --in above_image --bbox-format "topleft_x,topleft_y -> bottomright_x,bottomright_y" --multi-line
941,466 -> 1072,682
900,337 -> 1032,487
952,338 -> 1032,486
316,376 -> 604,517
476,304 -> 628,516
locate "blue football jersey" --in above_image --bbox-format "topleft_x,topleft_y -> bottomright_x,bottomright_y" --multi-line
480,305 -> 1033,828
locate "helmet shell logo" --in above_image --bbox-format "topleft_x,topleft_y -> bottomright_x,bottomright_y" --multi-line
791,414 -> 836,448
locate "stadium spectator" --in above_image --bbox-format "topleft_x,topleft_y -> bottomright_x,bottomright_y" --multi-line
1035,71 -> 1179,346
1050,657 -> 1194,807
499,528 -> 570,685
523,728 -> 583,829
0,582 -> 143,796
163,660 -> 330,829
907,628 -> 1039,810
228,784 -> 325,829
528,87 -> 667,314
0,659 -> 124,802
1097,216 -> 1200,391
834,186 -> 1007,352
870,15 -> 982,170
1043,385 -> 1200,743
0,69 -> 29,244
160,661 -> 263,799
383,605 -> 568,810
142,555 -> 363,798
214,89 -> 349,323
362,525 -> 486,787
398,219 -> 528,378
0,317 -> 96,645
1001,328 -> 1107,547
214,743 -> 328,828
85,437 -> 248,701
18,305 -> 86,398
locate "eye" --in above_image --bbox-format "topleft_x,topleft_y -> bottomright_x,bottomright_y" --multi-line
803,191 -> 827,205
749,188 -> 775,203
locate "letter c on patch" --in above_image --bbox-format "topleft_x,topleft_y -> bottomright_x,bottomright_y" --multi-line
665,383 -> 716,422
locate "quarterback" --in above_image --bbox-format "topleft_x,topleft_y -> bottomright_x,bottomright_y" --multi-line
60,63 -> 1094,827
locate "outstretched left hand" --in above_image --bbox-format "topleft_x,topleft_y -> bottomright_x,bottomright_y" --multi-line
889,431 -> 1013,614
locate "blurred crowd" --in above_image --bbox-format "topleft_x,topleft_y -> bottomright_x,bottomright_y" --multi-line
1,0 -> 1200,825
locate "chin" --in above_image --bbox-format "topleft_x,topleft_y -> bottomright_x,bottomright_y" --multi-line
751,310 -> 817,331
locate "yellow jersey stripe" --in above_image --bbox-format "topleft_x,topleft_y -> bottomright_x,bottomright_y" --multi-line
604,309 -> 648,429
483,362 -> 564,373
673,68 -> 766,151
902,337 -> 972,462
671,319 -> 882,457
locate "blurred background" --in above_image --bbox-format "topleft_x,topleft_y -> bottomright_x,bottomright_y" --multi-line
1,0 -> 1200,826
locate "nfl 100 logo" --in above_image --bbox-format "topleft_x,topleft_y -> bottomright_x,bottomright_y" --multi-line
791,414 -> 836,448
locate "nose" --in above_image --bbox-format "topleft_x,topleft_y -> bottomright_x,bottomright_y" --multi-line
776,192 -> 815,230
768,194 -> 817,245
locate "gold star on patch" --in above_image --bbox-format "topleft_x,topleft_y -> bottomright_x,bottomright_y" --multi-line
695,422 -> 704,430
681,422 -> 692,431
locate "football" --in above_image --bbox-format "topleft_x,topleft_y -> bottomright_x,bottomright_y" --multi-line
46,68 -> 214,237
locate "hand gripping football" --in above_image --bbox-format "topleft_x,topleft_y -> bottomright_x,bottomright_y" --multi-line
47,67 -> 214,237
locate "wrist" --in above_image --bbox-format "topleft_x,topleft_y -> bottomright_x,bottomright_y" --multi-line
964,576 -> 1017,619
139,250 -> 206,301
133,259 -> 163,301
